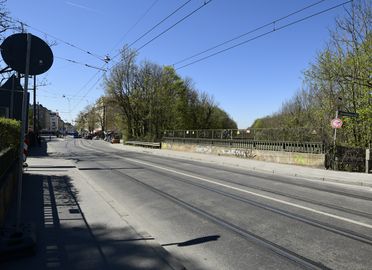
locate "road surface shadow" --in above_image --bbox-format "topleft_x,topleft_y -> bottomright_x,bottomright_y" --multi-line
0,173 -> 190,269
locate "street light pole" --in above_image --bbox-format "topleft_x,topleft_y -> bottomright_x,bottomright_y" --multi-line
333,110 -> 339,147
33,75 -> 37,135
103,104 -> 106,132
16,33 -> 31,232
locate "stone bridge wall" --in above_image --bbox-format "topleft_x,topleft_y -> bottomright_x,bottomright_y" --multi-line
162,142 -> 325,168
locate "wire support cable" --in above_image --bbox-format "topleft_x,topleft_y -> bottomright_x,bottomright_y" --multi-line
172,0 -> 327,66
70,69 -> 105,112
108,0 -> 160,54
15,19 -> 109,63
175,0 -> 352,70
74,0 -> 195,107
136,0 -> 213,52
55,56 -> 107,71
110,0 -> 193,61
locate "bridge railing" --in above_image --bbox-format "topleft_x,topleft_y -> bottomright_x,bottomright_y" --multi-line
163,137 -> 324,154
163,128 -> 325,154
163,128 -> 324,142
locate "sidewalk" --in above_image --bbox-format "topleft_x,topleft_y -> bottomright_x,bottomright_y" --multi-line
1,140 -> 185,270
108,143 -> 372,188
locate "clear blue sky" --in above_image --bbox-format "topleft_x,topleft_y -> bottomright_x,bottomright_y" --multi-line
5,0 -> 350,128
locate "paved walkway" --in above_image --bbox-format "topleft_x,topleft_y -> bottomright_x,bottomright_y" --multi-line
1,139 -> 185,270
108,142 -> 372,188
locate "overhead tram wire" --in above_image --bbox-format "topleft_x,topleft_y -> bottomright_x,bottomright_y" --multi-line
15,20 -> 109,63
70,0 -> 192,112
70,69 -> 105,113
108,0 -> 160,54
69,69 -> 102,106
72,0 -> 208,112
173,0 -> 327,66
64,0 -> 163,111
175,0 -> 352,70
110,0 -> 193,61
136,0 -> 213,52
55,56 -> 107,71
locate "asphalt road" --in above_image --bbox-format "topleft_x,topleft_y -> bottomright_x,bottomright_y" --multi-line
50,138 -> 372,270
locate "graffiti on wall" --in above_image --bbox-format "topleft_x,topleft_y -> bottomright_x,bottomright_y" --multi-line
195,145 -> 212,154
219,148 -> 256,159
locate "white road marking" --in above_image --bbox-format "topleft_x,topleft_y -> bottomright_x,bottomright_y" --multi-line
125,157 -> 372,230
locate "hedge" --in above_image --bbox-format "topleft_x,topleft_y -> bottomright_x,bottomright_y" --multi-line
0,147 -> 17,178
0,117 -> 20,152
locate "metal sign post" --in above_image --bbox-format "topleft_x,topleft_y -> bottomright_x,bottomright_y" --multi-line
33,75 -> 37,134
0,32 -> 53,258
332,110 -> 339,147
16,33 -> 31,232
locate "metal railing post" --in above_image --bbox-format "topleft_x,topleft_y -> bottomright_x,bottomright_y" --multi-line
366,148 -> 370,174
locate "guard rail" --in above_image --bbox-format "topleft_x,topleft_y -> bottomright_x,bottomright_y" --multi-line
125,141 -> 161,149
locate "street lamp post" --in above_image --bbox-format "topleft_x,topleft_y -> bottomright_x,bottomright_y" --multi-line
33,75 -> 37,135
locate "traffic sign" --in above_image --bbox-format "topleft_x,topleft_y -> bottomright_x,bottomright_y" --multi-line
1,33 -> 53,75
331,118 -> 343,129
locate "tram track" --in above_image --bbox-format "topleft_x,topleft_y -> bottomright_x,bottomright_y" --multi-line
80,139 -> 372,220
73,139 -> 372,269
92,158 -> 333,270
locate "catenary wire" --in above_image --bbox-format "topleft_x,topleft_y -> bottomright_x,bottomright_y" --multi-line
136,0 -> 212,52
110,0 -> 192,61
53,0 -> 161,105
108,0 -> 160,55
68,0 -> 193,112
71,74 -> 104,112
55,56 -> 107,71
15,19 -> 108,62
71,0 -> 208,112
175,0 -> 352,70
172,0 -> 327,66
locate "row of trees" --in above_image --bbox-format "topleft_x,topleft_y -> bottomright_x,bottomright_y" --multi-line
76,49 -> 237,140
251,1 -> 371,147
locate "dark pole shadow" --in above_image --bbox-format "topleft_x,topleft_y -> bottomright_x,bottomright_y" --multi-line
28,138 -> 48,157
162,235 -> 220,247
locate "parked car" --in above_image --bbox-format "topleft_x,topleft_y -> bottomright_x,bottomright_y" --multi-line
111,135 -> 120,144
111,138 -> 120,144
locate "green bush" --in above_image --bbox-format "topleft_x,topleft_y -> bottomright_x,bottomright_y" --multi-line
0,117 -> 20,152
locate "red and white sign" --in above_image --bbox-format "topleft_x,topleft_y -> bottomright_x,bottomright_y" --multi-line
331,118 -> 343,129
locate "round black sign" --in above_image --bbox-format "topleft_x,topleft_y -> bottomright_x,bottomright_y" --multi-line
1,33 -> 53,75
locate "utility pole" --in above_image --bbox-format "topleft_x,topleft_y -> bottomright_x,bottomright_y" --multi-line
103,105 -> 106,132
37,101 -> 40,131
16,33 -> 31,232
333,110 -> 338,147
33,75 -> 37,135
10,75 -> 16,118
